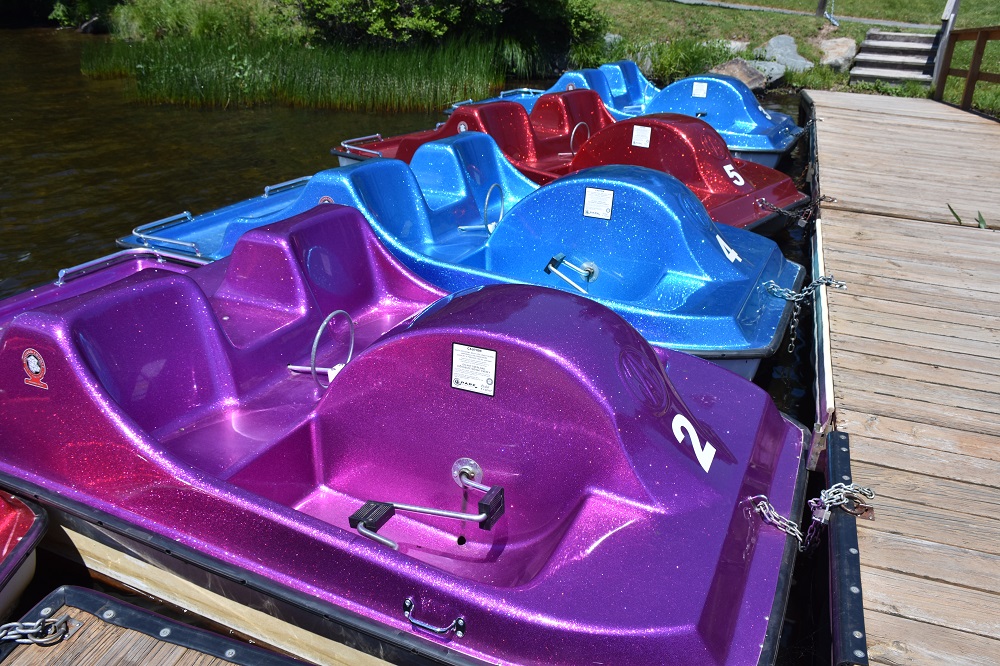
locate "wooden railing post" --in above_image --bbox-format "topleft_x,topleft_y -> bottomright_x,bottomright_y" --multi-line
933,32 -> 957,101
961,32 -> 989,110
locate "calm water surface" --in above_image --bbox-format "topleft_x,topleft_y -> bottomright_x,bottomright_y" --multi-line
0,29 -> 438,299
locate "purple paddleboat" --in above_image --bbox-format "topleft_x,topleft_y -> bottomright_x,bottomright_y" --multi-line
0,203 -> 808,665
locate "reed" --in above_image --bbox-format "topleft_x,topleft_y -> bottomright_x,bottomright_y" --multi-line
81,38 -> 506,111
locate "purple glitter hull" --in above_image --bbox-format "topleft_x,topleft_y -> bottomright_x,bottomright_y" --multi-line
0,205 -> 806,665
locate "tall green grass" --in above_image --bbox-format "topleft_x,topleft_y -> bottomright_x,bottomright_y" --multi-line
82,38 -> 506,111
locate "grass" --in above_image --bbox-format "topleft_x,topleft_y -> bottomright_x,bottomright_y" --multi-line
593,0 -> 1000,115
82,38 -> 505,111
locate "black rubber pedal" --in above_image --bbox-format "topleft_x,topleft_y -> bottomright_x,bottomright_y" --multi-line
349,501 -> 395,532
478,486 -> 505,530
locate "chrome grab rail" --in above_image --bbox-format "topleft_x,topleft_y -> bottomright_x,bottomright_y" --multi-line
544,253 -> 598,294
349,458 -> 505,551
340,134 -> 384,158
559,121 -> 591,157
458,183 -> 503,234
447,98 -> 474,110
499,87 -> 545,98
130,211 -> 201,256
288,309 -> 354,389
263,175 -> 310,197
55,248 -> 210,286
403,598 -> 466,638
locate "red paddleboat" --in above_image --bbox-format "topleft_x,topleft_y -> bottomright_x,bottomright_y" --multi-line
336,89 -> 809,233
0,490 -> 46,619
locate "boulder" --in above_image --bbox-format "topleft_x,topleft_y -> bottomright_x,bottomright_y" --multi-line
710,58 -> 767,91
756,35 -> 813,73
726,40 -> 749,54
748,60 -> 787,86
820,37 -> 858,72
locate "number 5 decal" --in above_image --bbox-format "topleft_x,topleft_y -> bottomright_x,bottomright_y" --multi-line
723,164 -> 745,186
716,234 -> 743,263
672,414 -> 716,473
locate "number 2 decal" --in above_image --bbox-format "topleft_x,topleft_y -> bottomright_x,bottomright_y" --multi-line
723,164 -> 745,186
716,234 -> 743,263
672,414 -> 716,473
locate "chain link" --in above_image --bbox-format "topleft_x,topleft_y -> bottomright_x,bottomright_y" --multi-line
756,194 -> 836,228
765,275 -> 847,352
751,482 -> 875,552
0,615 -> 70,646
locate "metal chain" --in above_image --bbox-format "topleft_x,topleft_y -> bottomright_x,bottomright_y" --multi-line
766,275 -> 847,352
756,194 -> 836,228
751,482 -> 875,553
0,615 -> 70,646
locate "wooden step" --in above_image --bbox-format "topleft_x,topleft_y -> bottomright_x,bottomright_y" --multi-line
849,67 -> 933,85
860,39 -> 936,57
854,52 -> 934,72
865,30 -> 937,45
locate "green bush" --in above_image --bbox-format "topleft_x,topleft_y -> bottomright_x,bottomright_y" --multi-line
111,0 -> 311,42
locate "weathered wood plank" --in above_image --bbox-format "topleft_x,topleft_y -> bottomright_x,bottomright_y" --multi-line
833,382 -> 1000,437
857,529 -> 1000,594
864,611 -> 1000,666
835,410 -> 1000,462
851,460 -> 1000,518
833,366 -> 1000,417
829,310 -> 1000,357
827,269 -> 1000,316
861,567 -> 1000,638
832,348 -> 1000,395
821,292 -> 1000,332
845,430 -> 1000,486
823,250 -> 1000,294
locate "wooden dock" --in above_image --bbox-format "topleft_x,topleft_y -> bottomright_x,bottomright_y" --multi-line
806,90 -> 1000,665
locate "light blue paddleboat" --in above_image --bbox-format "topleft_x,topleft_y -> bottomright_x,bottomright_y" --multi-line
118,132 -> 804,376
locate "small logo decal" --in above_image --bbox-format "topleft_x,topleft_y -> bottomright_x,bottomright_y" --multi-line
22,348 -> 48,390
318,195 -> 335,204
457,121 -> 468,133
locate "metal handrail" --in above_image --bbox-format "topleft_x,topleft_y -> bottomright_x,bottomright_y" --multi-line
339,134 -> 384,158
931,0 -> 962,91
55,248 -> 210,286
130,211 -> 201,256
263,175 -> 310,197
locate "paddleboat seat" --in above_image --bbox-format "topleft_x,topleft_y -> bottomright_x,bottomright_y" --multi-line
599,60 -> 659,113
16,206 -> 443,476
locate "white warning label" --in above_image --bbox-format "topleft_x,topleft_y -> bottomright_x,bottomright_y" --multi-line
451,343 -> 497,396
692,81 -> 708,98
583,187 -> 614,220
631,124 -> 651,148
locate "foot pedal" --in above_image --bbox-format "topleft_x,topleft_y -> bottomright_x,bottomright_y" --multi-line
349,501 -> 395,532
478,486 -> 505,530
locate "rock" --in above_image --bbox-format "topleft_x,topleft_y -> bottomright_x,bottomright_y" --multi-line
726,40 -> 749,54
756,35 -> 813,73
604,33 -> 622,47
820,37 -> 858,72
710,58 -> 767,91
748,60 -> 787,86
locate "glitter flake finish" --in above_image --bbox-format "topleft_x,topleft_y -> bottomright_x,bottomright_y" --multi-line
0,212 -> 807,663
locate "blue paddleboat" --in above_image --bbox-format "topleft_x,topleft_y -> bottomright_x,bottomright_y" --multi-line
118,132 -> 804,377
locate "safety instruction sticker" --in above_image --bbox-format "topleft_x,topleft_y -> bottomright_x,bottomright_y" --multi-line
631,124 -> 651,148
692,81 -> 708,98
583,187 -> 614,220
452,343 -> 496,396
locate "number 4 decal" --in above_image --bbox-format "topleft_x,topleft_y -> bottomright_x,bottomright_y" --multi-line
716,234 -> 743,263
672,414 -> 716,473
723,164 -> 745,186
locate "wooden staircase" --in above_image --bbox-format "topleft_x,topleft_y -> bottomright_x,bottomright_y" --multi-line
849,30 -> 937,86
